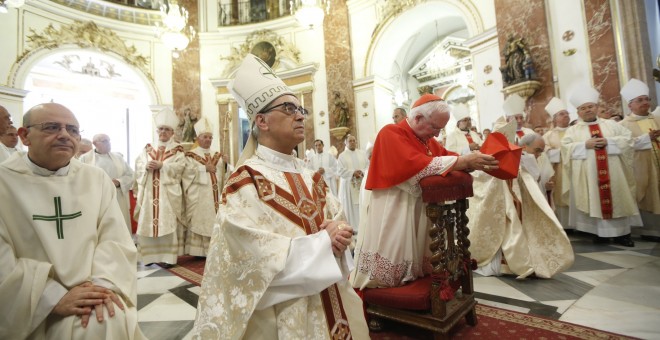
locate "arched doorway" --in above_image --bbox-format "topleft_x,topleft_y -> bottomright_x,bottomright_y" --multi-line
361,0 -> 484,133
21,49 -> 156,165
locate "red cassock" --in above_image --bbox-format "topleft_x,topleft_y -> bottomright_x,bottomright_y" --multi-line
366,120 -> 457,190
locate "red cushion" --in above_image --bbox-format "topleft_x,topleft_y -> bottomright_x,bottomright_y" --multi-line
419,171 -> 473,203
362,276 -> 432,311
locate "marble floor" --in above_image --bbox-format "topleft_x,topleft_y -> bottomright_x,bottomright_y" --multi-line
136,232 -> 660,339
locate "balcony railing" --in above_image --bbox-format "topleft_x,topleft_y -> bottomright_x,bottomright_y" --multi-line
218,0 -> 292,26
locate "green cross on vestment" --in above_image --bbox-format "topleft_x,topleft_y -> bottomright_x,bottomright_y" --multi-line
33,196 -> 82,239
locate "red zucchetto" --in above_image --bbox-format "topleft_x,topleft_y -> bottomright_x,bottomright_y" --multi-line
412,94 -> 443,108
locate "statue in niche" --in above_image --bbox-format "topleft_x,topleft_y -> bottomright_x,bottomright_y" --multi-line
500,35 -> 534,86
179,108 -> 199,143
332,91 -> 349,127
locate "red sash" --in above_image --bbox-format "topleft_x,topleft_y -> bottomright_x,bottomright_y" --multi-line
465,132 -> 474,144
588,125 -> 613,219
516,130 -> 525,138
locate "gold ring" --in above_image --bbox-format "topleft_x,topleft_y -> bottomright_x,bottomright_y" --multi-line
338,223 -> 346,231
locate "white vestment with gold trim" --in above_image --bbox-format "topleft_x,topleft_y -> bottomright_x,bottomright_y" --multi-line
561,119 -> 641,237
193,145 -> 369,340
134,140 -> 186,264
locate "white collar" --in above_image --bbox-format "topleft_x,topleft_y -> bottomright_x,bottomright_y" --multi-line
23,153 -> 70,176
255,144 -> 300,173
629,113 -> 651,121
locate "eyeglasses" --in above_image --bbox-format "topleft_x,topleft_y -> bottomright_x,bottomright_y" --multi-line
26,122 -> 81,138
261,102 -> 309,116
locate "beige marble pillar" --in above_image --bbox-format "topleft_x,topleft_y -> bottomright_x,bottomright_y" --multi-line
323,0 -> 356,154
172,0 -> 201,143
613,0 -> 657,104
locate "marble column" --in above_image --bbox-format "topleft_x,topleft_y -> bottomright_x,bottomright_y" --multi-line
494,0 -> 553,129
172,0 -> 201,143
584,0 -> 622,116
612,0 -> 657,105
323,0 -> 356,154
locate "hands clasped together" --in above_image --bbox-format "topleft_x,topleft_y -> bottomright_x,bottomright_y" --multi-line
53,282 -> 125,328
146,160 -> 163,171
585,137 -> 608,149
320,220 -> 353,257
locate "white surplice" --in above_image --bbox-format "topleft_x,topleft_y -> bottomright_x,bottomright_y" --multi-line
337,148 -> 368,229
543,127 -> 570,228
350,156 -> 458,288
444,129 -> 483,155
306,151 -> 339,196
182,147 -> 226,256
561,118 -> 641,237
80,151 -> 134,234
192,145 -> 369,340
134,140 -> 186,264
0,153 -> 144,339
620,113 -> 660,237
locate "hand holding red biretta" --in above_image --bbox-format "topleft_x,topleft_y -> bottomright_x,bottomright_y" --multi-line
479,132 -> 522,180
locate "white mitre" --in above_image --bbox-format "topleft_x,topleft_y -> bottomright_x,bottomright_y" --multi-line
569,86 -> 600,108
452,103 -> 470,121
620,78 -> 649,103
545,97 -> 567,116
154,107 -> 179,129
227,53 -> 294,166
194,116 -> 214,136
503,93 -> 526,117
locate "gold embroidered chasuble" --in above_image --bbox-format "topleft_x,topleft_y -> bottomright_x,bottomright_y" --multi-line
193,148 -> 369,340
183,147 -> 225,238
561,119 -> 638,219
467,166 -> 574,279
134,141 -> 185,237
620,114 -> 660,214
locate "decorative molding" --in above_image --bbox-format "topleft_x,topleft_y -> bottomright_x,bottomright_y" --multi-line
49,0 -> 161,26
221,30 -> 302,78
18,21 -> 151,80
0,86 -> 30,98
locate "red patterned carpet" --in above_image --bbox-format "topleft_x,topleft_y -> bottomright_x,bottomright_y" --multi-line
164,257 -> 635,340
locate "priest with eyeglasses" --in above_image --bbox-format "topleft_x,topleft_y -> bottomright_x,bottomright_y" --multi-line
193,54 -> 369,339
0,103 -> 144,339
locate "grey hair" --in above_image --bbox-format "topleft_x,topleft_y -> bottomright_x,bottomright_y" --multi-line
251,121 -> 260,140
519,133 -> 543,147
80,138 -> 92,147
408,100 -> 450,121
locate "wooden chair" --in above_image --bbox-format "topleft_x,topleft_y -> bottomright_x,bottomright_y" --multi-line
362,171 -> 478,339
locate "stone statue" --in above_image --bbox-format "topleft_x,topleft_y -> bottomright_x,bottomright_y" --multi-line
179,108 -> 198,143
500,35 -> 534,86
333,91 -> 349,127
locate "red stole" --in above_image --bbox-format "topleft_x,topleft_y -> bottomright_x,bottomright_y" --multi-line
146,143 -> 183,236
465,132 -> 474,144
224,166 -> 352,338
588,124 -> 613,219
516,130 -> 525,138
